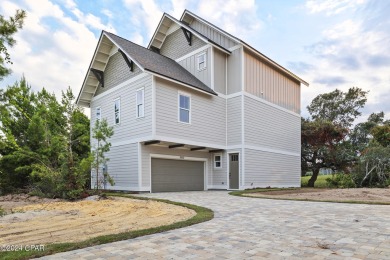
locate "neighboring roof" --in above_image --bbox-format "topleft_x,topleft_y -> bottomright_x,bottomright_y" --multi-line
181,10 -> 309,87
148,13 -> 231,55
104,31 -> 217,95
77,31 -> 217,107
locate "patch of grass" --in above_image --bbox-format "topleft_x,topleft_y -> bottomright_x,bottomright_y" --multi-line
0,194 -> 214,260
0,206 -> 6,217
229,187 -> 298,197
301,175 -> 330,188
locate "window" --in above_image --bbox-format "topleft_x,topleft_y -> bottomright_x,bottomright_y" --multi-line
197,52 -> 206,71
136,88 -> 144,118
178,93 -> 191,123
96,107 -> 101,121
114,98 -> 120,125
214,154 -> 222,169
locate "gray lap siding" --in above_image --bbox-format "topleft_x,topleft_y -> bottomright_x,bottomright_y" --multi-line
155,78 -> 226,147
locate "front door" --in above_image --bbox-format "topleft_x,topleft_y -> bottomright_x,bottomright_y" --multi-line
229,153 -> 239,189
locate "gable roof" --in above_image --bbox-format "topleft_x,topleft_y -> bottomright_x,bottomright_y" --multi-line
181,10 -> 309,87
148,13 -> 231,55
77,31 -> 217,107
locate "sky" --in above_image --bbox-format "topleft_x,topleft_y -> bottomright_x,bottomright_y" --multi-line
1,0 -> 389,121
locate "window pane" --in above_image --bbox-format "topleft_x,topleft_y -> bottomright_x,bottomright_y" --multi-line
216,162 -> 221,168
180,109 -> 189,123
137,90 -> 143,104
215,155 -> 221,162
114,100 -> 120,124
138,104 -> 144,117
180,95 -> 189,109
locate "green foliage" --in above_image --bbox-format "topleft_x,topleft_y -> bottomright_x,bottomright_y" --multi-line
352,145 -> 390,187
325,174 -> 356,188
0,9 -> 26,80
0,79 -> 91,199
307,87 -> 368,128
371,125 -> 390,147
301,175 -> 329,188
90,119 -> 114,190
302,87 -> 368,187
0,206 -> 6,217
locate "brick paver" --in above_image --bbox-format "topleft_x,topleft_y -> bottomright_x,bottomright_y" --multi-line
39,191 -> 390,259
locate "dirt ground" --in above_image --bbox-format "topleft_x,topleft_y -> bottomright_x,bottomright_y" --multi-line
247,188 -> 390,203
0,195 -> 195,245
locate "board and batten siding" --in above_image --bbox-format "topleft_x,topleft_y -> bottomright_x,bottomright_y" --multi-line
141,145 -> 211,189
227,48 -> 242,94
244,148 -> 300,188
244,50 -> 301,113
95,52 -> 142,96
177,47 -> 212,88
214,49 -> 226,94
190,20 -> 238,49
227,96 -> 242,146
160,29 -> 206,60
90,74 -> 153,145
96,143 -> 138,190
244,96 -> 300,154
155,78 -> 226,147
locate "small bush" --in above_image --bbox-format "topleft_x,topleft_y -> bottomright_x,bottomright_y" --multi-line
326,174 -> 356,188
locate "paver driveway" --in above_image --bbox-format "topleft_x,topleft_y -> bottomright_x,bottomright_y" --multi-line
41,191 -> 390,259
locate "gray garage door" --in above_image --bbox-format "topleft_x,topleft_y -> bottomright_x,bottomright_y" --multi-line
151,158 -> 204,192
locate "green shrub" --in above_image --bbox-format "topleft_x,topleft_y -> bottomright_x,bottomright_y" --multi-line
326,174 -> 356,188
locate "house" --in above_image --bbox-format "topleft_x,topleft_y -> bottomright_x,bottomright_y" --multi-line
76,10 -> 309,192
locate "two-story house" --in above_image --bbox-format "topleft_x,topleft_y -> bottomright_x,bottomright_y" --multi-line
76,10 -> 309,192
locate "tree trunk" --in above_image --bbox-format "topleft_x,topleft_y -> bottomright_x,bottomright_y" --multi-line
308,167 -> 320,187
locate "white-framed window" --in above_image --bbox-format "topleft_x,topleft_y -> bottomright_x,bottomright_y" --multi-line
136,87 -> 144,118
96,107 -> 101,121
114,98 -> 120,125
197,52 -> 206,71
178,92 -> 191,124
214,154 -> 222,169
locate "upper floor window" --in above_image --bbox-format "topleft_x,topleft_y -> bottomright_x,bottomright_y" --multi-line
96,107 -> 101,121
197,52 -> 206,71
114,98 -> 120,125
214,154 -> 222,169
136,88 -> 144,118
178,93 -> 191,124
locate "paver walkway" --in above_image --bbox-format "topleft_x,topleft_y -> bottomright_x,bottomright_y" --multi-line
40,191 -> 390,259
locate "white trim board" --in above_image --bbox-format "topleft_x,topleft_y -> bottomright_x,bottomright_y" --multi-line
92,73 -> 149,102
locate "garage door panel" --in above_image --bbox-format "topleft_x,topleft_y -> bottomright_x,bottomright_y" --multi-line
151,159 -> 204,192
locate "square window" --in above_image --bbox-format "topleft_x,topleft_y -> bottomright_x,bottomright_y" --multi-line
214,154 -> 222,169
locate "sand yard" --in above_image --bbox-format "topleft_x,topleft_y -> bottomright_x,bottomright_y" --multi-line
0,195 -> 195,245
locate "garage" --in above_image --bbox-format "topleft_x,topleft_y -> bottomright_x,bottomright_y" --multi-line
151,158 -> 205,192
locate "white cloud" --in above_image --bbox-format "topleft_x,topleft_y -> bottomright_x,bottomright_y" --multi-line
0,0 -> 112,99
123,0 -> 164,39
305,0 -> 366,16
102,9 -> 113,19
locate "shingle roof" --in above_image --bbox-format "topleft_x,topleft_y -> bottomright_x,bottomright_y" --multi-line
104,31 -> 217,96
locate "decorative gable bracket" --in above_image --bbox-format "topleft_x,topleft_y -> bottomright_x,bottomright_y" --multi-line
118,49 -> 134,72
90,68 -> 104,88
181,27 -> 192,46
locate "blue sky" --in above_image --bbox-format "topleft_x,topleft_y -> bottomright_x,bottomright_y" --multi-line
1,0 -> 389,120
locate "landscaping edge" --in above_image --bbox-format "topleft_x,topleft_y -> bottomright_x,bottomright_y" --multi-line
229,188 -> 390,205
0,193 -> 214,260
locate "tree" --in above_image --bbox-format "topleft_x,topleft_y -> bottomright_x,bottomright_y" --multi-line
0,9 -> 26,80
307,87 -> 368,128
301,119 -> 348,187
90,118 -> 114,191
302,87 -> 368,187
371,125 -> 390,147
